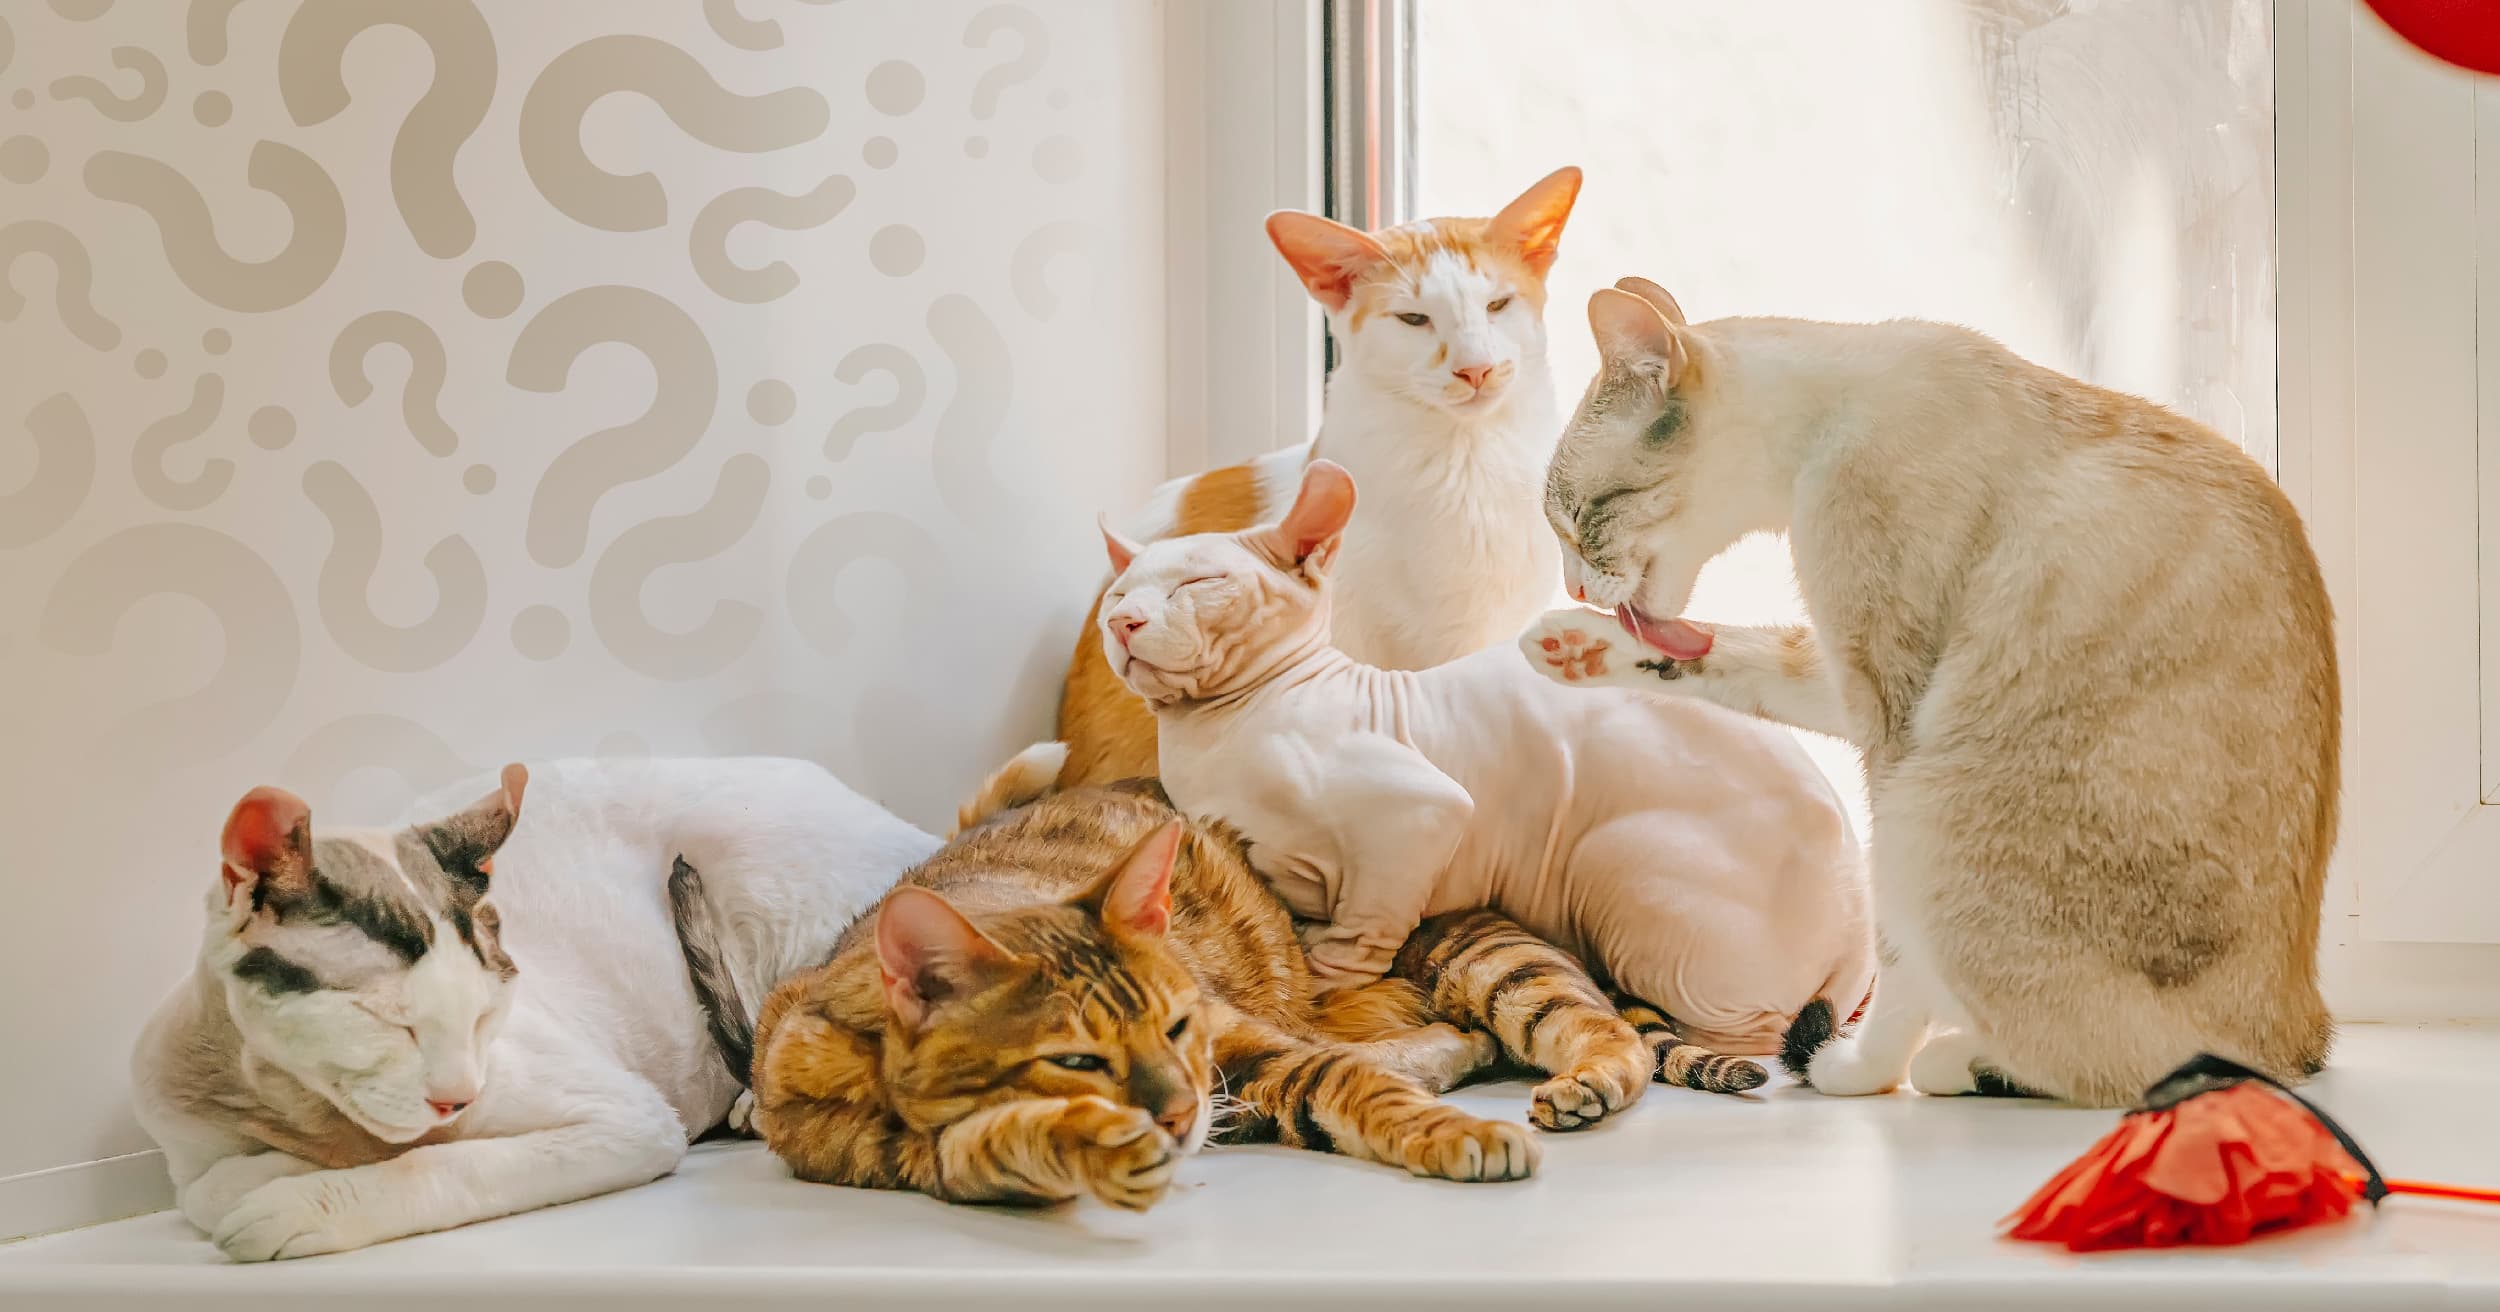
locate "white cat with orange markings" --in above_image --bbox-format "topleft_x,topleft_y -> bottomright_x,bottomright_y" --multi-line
1056,168 -> 1583,786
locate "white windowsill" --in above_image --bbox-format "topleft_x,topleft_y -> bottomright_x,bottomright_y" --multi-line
4,1022 -> 2493,1310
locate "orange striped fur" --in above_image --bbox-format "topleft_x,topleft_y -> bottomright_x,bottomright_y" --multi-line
750,775 -> 1538,1205
748,752 -> 1754,1207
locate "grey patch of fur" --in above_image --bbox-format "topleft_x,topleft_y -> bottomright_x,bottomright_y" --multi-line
232,946 -> 320,995
298,839 -> 435,963
1642,396 -> 1688,445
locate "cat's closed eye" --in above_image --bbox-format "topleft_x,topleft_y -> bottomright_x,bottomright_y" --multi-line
1180,576 -> 1223,589
1166,1015 -> 1189,1040
1044,1053 -> 1109,1072
1395,312 -> 1430,327
1487,296 -> 1512,313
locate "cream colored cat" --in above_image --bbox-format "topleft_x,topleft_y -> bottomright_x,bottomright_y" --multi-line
1056,168 -> 1581,786
1099,460 -> 1872,1075
1522,279 -> 2337,1108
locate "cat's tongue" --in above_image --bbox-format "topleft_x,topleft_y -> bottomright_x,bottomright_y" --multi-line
1616,602 -> 1714,660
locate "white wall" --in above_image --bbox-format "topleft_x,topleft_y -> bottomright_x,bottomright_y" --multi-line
0,0 -> 1167,1234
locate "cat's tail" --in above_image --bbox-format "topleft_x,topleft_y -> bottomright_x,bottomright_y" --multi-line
1780,936 -> 1880,1084
953,740 -> 1070,835
669,855 -> 755,1087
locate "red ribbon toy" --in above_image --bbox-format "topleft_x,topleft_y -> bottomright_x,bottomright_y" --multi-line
2004,1053 -> 2500,1251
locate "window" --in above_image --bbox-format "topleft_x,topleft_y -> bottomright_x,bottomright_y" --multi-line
1351,0 -> 2274,832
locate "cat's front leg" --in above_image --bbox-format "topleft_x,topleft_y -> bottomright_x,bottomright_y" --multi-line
1215,1009 -> 1534,1182
211,1079 -> 687,1261
1293,734 -> 1474,988
937,1097 -> 1177,1210
1519,608 -> 1859,743
1800,968 -> 1932,1098
181,1151 -> 319,1234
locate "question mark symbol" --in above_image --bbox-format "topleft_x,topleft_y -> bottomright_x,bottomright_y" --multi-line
0,221 -> 122,350
279,0 -> 495,259
822,344 -> 925,461
964,6 -> 1047,121
50,46 -> 167,122
331,310 -> 458,457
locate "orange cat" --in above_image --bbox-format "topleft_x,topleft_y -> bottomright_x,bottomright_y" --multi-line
723,744 -> 1761,1209
1058,169 -> 1584,785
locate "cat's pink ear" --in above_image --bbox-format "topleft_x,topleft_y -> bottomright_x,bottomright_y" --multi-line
221,787 -> 313,903
1590,288 -> 1688,385
1090,821 -> 1182,939
1614,276 -> 1687,326
1256,459 -> 1357,578
1100,514 -> 1141,575
1488,166 -> 1583,277
876,888 -> 1015,1032
1266,211 -> 1391,311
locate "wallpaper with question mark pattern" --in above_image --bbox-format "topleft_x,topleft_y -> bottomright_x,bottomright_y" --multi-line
0,0 -> 1166,1197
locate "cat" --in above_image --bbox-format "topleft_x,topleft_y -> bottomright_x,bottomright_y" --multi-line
732,742 -> 1726,1208
1097,458 -> 1870,1070
1520,278 -> 2338,1107
129,757 -> 937,1260
1056,166 -> 1583,786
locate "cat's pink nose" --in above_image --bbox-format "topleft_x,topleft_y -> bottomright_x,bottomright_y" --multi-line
1453,364 -> 1494,391
428,1098 -> 470,1119
1110,615 -> 1146,648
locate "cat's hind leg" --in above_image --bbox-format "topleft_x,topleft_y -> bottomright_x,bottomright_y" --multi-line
1394,910 -> 1705,1126
1311,979 -> 1501,1093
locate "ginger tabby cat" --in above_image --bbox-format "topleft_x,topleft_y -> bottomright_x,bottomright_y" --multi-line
727,744 -> 1755,1208
1058,168 -> 1583,786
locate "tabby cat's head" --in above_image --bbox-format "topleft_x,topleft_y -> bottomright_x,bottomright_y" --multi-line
203,766 -> 527,1143
873,822 -> 1215,1152
1267,166 -> 1580,417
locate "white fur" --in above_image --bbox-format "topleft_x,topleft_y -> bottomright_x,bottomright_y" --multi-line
1130,253 -> 1562,673
132,758 -> 937,1260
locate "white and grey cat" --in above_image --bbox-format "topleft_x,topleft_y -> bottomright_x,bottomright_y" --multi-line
131,757 -> 937,1260
1522,278 -> 2337,1107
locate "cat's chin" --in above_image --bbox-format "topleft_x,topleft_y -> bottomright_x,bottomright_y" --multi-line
333,1098 -> 449,1144
1113,654 -> 1191,705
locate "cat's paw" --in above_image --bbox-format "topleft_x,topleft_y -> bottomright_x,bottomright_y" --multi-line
212,1174 -> 374,1262
1520,609 -> 1623,687
1405,1111 -> 1539,1183
1908,1029 -> 1986,1097
1529,1040 -> 1651,1131
1805,1036 -> 1904,1098
1051,1096 -> 1177,1211
723,1090 -> 759,1137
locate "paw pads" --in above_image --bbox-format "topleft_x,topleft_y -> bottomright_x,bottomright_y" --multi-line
1540,630 -> 1609,681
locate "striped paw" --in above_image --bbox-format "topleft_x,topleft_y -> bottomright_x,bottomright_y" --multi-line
1402,1110 -> 1539,1182
1529,1041 -> 1652,1131
1051,1096 -> 1178,1211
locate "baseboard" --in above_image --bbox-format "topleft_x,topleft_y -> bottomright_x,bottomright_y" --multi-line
0,1152 -> 173,1242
